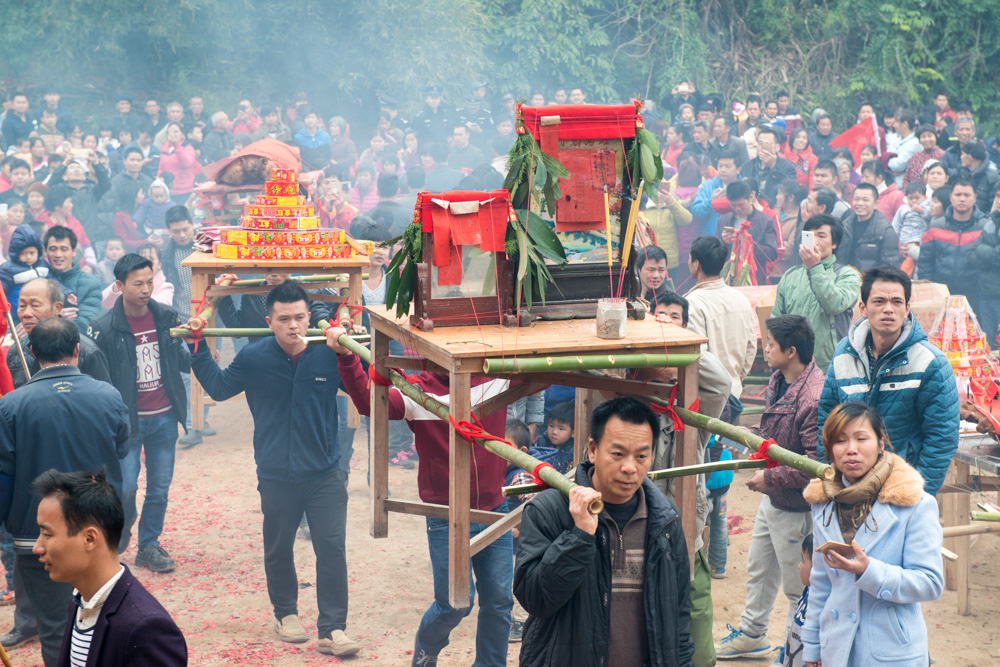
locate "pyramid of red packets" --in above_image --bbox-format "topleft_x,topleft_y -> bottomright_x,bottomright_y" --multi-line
927,295 -> 1000,387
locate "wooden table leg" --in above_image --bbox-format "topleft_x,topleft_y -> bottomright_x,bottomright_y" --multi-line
676,359 -> 700,569
448,371 -> 472,608
573,388 -> 595,465
956,461 -> 971,615
189,271 -> 210,431
942,464 -> 959,592
370,328 -> 390,539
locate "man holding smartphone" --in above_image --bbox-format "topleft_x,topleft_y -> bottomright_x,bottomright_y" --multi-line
740,126 -> 797,206
768,214 -> 860,371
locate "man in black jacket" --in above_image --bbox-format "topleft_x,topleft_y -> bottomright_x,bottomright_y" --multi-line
0,317 -> 130,666
8,278 -> 110,387
87,255 -> 189,574
0,278 -> 111,652
739,126 -> 797,207
514,397 -> 694,667
972,187 -> 1000,349
838,183 -> 900,270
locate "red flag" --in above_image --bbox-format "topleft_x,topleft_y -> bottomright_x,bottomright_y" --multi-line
829,116 -> 879,166
0,289 -> 16,396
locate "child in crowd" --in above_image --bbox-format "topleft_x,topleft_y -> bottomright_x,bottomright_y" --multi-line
0,225 -> 49,313
134,178 -> 173,231
892,180 -> 931,259
529,401 -> 575,473
779,534 -> 812,667
94,236 -> 126,285
705,435 -> 733,579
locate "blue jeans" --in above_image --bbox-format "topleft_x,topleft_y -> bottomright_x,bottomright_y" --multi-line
708,487 -> 729,569
120,413 -> 178,552
415,502 -> 513,666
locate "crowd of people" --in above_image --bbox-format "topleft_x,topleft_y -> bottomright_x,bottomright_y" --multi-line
0,79 -> 978,667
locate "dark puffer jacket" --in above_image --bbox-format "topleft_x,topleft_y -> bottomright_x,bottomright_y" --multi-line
958,158 -> 1000,213
972,211 -> 1000,296
514,462 -> 694,667
917,205 -> 986,300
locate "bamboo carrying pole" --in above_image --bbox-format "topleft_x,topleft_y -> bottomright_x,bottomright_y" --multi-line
503,458 -> 767,497
483,353 -> 700,374
670,405 -> 835,480
970,511 -> 1000,522
322,309 -> 604,515
943,522 -> 1000,538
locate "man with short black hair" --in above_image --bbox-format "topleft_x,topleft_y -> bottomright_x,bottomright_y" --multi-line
97,146 -> 154,233
807,114 -> 835,160
0,317 -> 130,666
691,148 -> 742,235
818,267 -> 959,494
368,173 -> 408,235
43,227 -> 103,332
688,120 -> 712,158
861,160 -> 905,220
87,254 -> 189,573
422,143 -> 464,192
107,95 -> 141,137
740,126 -> 797,206
716,179 -> 779,284
0,158 -> 33,208
188,281 -> 360,658
956,140 -> 999,212
685,236 -> 757,403
33,470 -> 187,666
918,179 -> 987,307
637,245 -> 670,304
770,215 -> 860,370
514,396 -> 694,666
838,182 -> 900,270
708,115 -> 748,167
715,315 -> 822,660
2,92 -> 35,147
448,125 -> 484,171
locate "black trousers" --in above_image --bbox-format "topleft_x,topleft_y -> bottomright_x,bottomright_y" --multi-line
17,553 -> 73,667
257,469 -> 349,639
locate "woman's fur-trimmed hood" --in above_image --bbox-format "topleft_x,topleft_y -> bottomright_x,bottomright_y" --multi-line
803,453 -> 924,507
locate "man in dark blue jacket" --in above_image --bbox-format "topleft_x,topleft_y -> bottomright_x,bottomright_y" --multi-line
0,318 -> 130,666
187,280 -> 360,658
32,470 -> 187,667
514,397 -> 694,667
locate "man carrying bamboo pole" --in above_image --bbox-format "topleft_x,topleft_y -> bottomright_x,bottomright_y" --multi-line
326,322 -> 514,667
185,280 -> 361,658
715,315 -> 822,662
513,397 -> 694,667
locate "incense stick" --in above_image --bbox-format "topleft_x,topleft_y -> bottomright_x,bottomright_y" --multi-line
616,181 -> 643,299
604,186 -> 614,294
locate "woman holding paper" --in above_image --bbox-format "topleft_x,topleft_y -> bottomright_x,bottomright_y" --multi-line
801,401 -> 943,667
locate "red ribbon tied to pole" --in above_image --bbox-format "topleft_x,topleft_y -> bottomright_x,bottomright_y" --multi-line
448,414 -> 515,450
748,438 -> 781,468
651,384 -> 700,431
532,462 -> 556,490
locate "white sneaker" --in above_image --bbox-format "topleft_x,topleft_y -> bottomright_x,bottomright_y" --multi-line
715,623 -> 770,659
274,614 -> 308,643
318,629 -> 361,656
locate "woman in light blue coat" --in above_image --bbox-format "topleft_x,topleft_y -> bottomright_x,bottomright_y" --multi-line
801,401 -> 943,667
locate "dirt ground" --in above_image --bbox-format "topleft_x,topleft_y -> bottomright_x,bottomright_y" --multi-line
1,356 -> 998,665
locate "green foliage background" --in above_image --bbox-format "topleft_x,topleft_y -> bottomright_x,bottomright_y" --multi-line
2,0 -> 998,130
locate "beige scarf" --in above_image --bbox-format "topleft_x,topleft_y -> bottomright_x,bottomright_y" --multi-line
821,451 -> 895,543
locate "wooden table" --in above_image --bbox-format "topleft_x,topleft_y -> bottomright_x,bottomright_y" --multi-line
938,433 -> 1000,615
365,305 -> 706,606
181,251 -> 371,429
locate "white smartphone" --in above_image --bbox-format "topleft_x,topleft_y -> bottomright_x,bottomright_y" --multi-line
801,230 -> 815,250
0,204 -> 7,216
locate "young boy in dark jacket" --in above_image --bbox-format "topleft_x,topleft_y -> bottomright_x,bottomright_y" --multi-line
0,225 -> 49,314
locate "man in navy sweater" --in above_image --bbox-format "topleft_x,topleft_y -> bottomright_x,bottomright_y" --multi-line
186,280 -> 360,658
0,318 -> 130,666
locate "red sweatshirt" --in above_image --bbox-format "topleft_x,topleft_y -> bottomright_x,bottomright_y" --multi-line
337,354 -> 509,511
